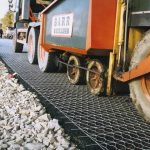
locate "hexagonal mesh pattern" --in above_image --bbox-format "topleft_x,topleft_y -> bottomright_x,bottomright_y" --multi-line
1,42 -> 150,150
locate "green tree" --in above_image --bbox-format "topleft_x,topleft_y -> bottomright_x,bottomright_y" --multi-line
1,11 -> 14,31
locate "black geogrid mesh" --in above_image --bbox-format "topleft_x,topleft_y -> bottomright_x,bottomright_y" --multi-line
1,41 -> 150,150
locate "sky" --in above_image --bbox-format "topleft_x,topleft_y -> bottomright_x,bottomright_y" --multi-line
0,0 -> 9,19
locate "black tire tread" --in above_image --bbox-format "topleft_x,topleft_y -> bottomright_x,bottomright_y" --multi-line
13,29 -> 23,53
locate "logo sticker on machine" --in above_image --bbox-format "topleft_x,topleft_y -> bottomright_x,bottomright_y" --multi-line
51,13 -> 74,37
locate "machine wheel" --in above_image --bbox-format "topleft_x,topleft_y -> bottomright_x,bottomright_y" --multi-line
67,55 -> 85,85
27,28 -> 39,64
13,29 -> 23,53
37,38 -> 57,72
57,61 -> 67,73
130,30 -> 150,122
86,60 -> 105,96
55,53 -> 67,73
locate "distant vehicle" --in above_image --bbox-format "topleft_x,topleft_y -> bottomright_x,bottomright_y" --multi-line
6,27 -> 14,39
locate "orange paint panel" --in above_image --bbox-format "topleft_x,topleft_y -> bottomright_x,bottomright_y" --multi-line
86,0 -> 92,50
91,0 -> 117,50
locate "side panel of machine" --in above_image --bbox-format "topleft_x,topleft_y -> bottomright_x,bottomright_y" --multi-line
130,0 -> 150,11
91,0 -> 117,50
44,0 -> 90,50
129,0 -> 150,27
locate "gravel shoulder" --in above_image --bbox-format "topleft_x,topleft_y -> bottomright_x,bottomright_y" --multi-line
0,60 -> 77,150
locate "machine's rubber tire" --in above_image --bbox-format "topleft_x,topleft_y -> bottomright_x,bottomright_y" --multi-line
57,53 -> 69,73
37,38 -> 57,72
129,30 -> 150,122
57,61 -> 67,73
27,28 -> 39,64
13,29 -> 23,53
67,55 -> 85,85
86,59 -> 105,96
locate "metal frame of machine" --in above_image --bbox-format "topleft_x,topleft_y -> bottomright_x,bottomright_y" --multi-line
8,0 -> 150,121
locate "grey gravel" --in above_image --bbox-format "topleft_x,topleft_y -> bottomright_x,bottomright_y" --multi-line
0,61 -> 77,150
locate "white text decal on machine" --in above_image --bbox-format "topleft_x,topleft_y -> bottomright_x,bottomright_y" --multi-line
51,13 -> 74,37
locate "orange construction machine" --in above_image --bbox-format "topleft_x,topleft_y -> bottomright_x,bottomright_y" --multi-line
9,0 -> 150,122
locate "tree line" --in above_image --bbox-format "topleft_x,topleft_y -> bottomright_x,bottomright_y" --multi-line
0,11 -> 14,31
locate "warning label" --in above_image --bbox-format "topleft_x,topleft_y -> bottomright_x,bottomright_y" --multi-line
51,13 -> 74,37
